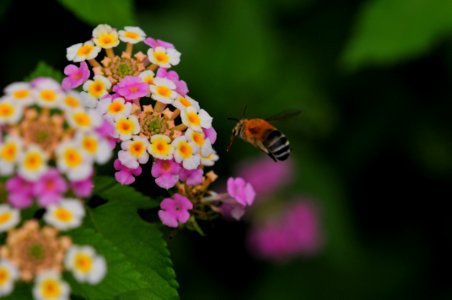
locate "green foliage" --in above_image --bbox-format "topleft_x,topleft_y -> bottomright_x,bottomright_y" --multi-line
66,228 -> 149,300
24,61 -> 63,82
342,0 -> 452,70
0,0 -> 12,19
57,0 -> 137,28
90,176 -> 178,299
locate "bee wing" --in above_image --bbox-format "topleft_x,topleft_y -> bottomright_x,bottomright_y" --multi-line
265,109 -> 302,122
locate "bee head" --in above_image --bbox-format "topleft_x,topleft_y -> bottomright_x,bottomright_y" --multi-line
227,118 -> 243,152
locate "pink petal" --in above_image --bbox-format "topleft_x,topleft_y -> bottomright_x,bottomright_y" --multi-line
158,210 -> 178,228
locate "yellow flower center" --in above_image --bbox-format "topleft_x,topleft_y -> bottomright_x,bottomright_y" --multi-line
64,148 -> 82,168
78,44 -> 94,56
125,31 -> 139,39
129,141 -> 145,157
156,86 -> 171,97
116,119 -> 134,134
154,51 -> 169,64
41,279 -> 62,298
0,268 -> 10,285
192,132 -> 204,146
75,253 -> 93,273
0,212 -> 12,225
13,89 -> 30,99
73,112 -> 92,128
97,33 -> 118,48
40,90 -> 57,102
64,96 -> 80,108
89,81 -> 106,98
179,97 -> 191,107
143,76 -> 154,85
108,101 -> 125,114
24,152 -> 43,171
82,136 -> 98,154
187,112 -> 200,126
178,142 -> 192,158
54,208 -> 73,222
1,143 -> 17,161
0,103 -> 14,117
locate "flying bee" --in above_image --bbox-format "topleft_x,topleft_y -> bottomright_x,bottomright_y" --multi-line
227,109 -> 301,162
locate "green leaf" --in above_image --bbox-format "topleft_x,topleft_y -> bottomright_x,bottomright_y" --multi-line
57,0 -> 137,28
88,201 -> 179,299
93,176 -> 159,209
1,282 -> 33,300
342,0 -> 452,70
66,228 -> 149,300
24,61 -> 63,82
0,0 -> 12,19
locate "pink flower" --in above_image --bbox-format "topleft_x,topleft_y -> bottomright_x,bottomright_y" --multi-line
227,177 -> 255,206
33,169 -> 67,207
247,200 -> 323,262
156,68 -> 188,96
113,76 -> 149,101
62,61 -> 90,90
179,168 -> 203,186
71,177 -> 94,197
114,159 -> 142,185
144,37 -> 175,49
235,155 -> 294,200
158,193 -> 193,228
151,159 -> 180,189
6,176 -> 34,208
203,127 -> 217,144
96,119 -> 117,148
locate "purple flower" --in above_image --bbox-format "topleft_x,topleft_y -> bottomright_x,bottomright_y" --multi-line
227,177 -> 255,206
156,68 -> 188,96
151,159 -> 180,189
235,155 -> 294,200
71,177 -> 94,197
112,76 -> 149,101
158,193 -> 193,228
247,200 -> 323,262
33,169 -> 67,207
6,176 -> 34,208
114,159 -> 142,185
203,127 -> 217,144
144,37 -> 175,49
179,168 -> 203,186
62,61 -> 90,90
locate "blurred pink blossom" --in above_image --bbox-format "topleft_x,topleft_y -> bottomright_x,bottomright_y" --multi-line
114,159 -> 142,185
33,169 -> 68,207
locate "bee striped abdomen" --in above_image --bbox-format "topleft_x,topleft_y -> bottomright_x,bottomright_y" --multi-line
263,130 -> 290,161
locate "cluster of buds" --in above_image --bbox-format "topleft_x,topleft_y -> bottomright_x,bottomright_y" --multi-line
0,78 -> 109,298
63,24 -> 256,229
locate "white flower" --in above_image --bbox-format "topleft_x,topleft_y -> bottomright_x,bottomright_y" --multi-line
56,142 -> 92,181
66,41 -> 101,62
150,77 -> 177,104
119,26 -> 146,44
0,135 -> 23,176
0,205 -> 20,233
118,136 -> 150,169
139,70 -> 155,85
61,91 -> 83,111
4,82 -> 35,106
181,107 -> 212,131
65,245 -> 107,284
97,97 -> 132,121
44,199 -> 85,231
82,75 -> 111,106
201,150 -> 219,167
173,95 -> 199,112
75,132 -> 112,164
148,134 -> 174,160
93,24 -> 120,49
32,270 -> 70,300
66,109 -> 102,132
113,115 -> 140,141
147,46 -> 181,68
35,79 -> 63,109
18,145 -> 48,181
0,259 -> 19,297
0,99 -> 23,125
172,136 -> 200,170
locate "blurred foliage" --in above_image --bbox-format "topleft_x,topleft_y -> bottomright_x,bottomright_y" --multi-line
0,0 -> 451,299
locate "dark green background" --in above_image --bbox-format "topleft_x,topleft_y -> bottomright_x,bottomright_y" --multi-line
0,0 -> 451,299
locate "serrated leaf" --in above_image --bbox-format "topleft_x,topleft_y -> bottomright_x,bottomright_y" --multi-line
24,61 -> 63,82
93,176 -> 159,209
342,0 -> 452,70
57,0 -> 137,28
89,201 -> 179,299
66,228 -> 149,300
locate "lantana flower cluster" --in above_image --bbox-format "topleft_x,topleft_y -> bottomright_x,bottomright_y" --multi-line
0,78 -> 109,298
63,24 -> 256,230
